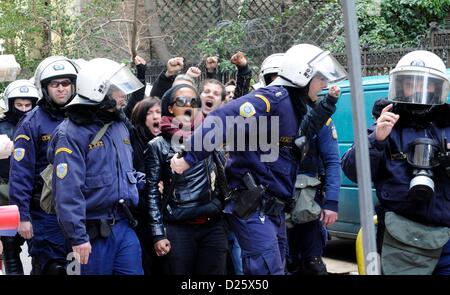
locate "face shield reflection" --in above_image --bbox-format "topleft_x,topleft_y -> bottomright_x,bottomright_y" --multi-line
389,71 -> 449,105
108,66 -> 144,96
309,52 -> 347,84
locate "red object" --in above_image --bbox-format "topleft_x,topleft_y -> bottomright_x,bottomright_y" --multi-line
0,205 -> 20,236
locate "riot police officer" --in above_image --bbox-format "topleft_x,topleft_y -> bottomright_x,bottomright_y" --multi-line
48,58 -> 144,275
171,43 -> 347,275
0,79 -> 39,274
288,99 -> 341,275
9,56 -> 78,275
342,50 -> 450,275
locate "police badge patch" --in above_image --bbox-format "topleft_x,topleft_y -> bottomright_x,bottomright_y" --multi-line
239,102 -> 256,118
13,148 -> 25,161
56,163 -> 68,179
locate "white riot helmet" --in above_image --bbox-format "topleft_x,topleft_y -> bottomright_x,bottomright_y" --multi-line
34,56 -> 78,99
259,53 -> 284,86
3,79 -> 40,112
388,50 -> 449,105
71,58 -> 89,72
67,58 -> 143,107
271,44 -> 347,88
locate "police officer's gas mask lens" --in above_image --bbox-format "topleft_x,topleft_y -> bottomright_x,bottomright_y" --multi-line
308,52 -> 347,84
389,71 -> 449,105
407,138 -> 440,202
172,96 -> 200,108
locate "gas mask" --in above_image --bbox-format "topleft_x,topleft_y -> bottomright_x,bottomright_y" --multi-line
407,138 -> 440,201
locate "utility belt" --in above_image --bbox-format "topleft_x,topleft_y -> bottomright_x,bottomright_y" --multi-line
86,218 -> 121,241
229,188 -> 291,219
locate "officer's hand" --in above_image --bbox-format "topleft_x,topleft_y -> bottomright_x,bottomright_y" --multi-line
154,239 -> 171,256
375,104 -> 399,141
72,241 -> 92,265
205,56 -> 219,73
134,55 -> 146,66
170,156 -> 190,174
0,240 -> 3,255
18,221 -> 33,239
230,51 -> 247,67
320,209 -> 338,227
166,57 -> 184,77
328,85 -> 341,98
186,66 -> 201,78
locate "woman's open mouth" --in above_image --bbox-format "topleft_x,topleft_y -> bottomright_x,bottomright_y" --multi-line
184,109 -> 192,118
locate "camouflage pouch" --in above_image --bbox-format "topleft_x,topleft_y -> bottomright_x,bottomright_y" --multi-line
290,174 -> 322,224
381,211 -> 450,275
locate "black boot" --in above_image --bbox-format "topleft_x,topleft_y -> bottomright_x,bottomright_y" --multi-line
300,256 -> 328,275
42,261 -> 67,275
30,256 -> 42,275
0,235 -> 24,275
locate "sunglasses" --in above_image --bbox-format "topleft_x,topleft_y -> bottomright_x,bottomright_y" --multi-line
171,96 -> 200,108
48,80 -> 72,88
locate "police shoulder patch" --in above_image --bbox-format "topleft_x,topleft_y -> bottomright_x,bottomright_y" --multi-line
13,148 -> 25,161
56,163 -> 68,179
254,94 -> 271,112
15,134 -> 30,142
55,147 -> 73,155
239,102 -> 256,118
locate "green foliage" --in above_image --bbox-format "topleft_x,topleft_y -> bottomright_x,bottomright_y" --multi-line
0,0 -> 123,80
197,0 -> 450,68
196,0 -> 251,72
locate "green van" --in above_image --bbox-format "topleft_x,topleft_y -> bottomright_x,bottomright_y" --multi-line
327,69 -> 450,239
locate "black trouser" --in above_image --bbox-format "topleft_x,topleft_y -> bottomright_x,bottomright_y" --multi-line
132,213 -> 163,275
162,217 -> 228,275
1,234 -> 25,275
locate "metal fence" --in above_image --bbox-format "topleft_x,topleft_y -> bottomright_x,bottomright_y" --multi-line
145,0 -> 450,84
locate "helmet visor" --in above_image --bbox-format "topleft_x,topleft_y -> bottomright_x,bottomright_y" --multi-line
107,66 -> 143,96
309,52 -> 347,84
389,70 -> 449,105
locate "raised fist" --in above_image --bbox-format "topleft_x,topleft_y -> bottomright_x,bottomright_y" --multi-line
166,57 -> 184,77
230,51 -> 247,67
186,66 -> 201,78
205,56 -> 219,73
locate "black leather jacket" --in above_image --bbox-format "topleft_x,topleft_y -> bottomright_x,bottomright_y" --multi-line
144,136 -> 223,241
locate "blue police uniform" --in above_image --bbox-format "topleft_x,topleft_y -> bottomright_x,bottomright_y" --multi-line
48,119 -> 144,275
289,119 -> 340,272
9,106 -> 69,273
183,85 -> 337,274
342,122 -> 450,274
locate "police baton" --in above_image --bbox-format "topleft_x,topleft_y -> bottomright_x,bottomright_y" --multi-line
118,199 -> 138,228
